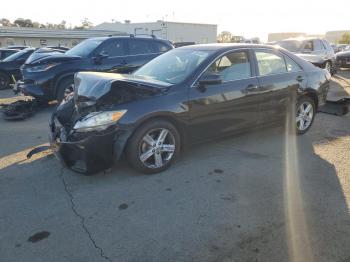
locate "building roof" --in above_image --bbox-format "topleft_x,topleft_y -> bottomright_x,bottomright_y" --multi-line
0,26 -> 126,39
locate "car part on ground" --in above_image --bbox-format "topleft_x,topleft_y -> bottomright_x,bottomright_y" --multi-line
49,44 -> 330,175
319,98 -> 350,116
19,35 -> 174,103
0,97 -> 38,120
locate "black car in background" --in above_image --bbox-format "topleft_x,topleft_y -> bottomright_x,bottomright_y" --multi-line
0,48 -> 35,90
50,44 -> 330,175
336,50 -> 350,68
277,38 -> 337,74
0,48 -> 19,61
19,35 -> 174,102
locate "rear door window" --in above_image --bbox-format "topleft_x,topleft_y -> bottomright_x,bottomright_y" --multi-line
129,40 -> 155,55
255,51 -> 287,76
100,40 -> 127,57
313,40 -> 323,51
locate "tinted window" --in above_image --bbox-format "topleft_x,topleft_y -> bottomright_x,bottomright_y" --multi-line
155,42 -> 172,53
100,40 -> 126,57
129,40 -> 154,55
285,56 -> 302,72
256,51 -> 287,76
314,40 -> 323,51
66,38 -> 104,57
2,49 -> 33,62
204,51 -> 251,82
303,40 -> 313,51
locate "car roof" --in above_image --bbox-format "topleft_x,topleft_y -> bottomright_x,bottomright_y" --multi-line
0,48 -> 19,51
177,43 -> 277,51
89,36 -> 171,43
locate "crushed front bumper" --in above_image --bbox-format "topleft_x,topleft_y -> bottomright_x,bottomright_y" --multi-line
49,115 -> 119,174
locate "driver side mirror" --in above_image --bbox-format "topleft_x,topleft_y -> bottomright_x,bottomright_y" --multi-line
93,51 -> 109,64
198,74 -> 222,91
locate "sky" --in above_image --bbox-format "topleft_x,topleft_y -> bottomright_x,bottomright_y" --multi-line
1,0 -> 350,41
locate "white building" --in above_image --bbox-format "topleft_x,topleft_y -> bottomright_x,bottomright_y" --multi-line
94,20 -> 218,44
0,27 -> 125,48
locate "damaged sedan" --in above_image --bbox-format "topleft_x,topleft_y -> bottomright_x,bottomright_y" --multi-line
50,44 -> 330,175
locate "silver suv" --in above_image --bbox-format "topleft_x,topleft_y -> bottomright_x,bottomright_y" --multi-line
277,38 -> 336,74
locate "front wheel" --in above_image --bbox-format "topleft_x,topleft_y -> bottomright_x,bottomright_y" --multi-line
56,78 -> 74,103
296,96 -> 316,135
126,120 -> 181,174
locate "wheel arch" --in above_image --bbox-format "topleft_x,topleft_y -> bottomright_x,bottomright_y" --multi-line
54,73 -> 75,98
116,113 -> 188,159
300,90 -> 319,109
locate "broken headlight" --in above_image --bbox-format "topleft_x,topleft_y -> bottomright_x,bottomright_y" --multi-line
26,62 -> 60,72
73,110 -> 127,132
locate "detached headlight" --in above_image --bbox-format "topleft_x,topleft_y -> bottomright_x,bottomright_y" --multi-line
73,110 -> 127,132
26,62 -> 60,72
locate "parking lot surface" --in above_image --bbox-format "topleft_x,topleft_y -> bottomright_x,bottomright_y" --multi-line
0,71 -> 350,262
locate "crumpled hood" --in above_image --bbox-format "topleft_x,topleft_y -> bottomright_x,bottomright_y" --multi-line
25,52 -> 81,65
74,72 -> 171,112
295,53 -> 325,64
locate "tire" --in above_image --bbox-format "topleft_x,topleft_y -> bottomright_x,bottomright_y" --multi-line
296,96 -> 316,135
56,77 -> 74,103
126,119 -> 181,174
0,72 -> 10,90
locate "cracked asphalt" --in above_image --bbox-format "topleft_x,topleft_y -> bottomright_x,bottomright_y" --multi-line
0,70 -> 350,262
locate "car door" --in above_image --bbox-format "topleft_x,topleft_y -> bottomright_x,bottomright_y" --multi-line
92,39 -> 128,73
188,49 -> 261,143
123,39 -> 161,73
253,49 -> 307,123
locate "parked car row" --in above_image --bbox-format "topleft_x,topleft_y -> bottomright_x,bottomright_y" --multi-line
0,46 -> 70,90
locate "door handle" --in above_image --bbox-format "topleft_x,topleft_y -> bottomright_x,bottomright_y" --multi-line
296,75 -> 304,82
245,84 -> 259,92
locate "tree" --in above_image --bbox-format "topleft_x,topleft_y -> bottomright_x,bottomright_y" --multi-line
0,18 -> 12,27
217,31 -> 233,43
13,18 -> 34,27
74,18 -> 93,30
339,33 -> 350,44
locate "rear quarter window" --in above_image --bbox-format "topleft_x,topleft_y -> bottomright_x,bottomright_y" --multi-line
154,42 -> 172,53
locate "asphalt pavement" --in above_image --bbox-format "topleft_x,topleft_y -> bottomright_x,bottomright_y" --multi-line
0,71 -> 350,262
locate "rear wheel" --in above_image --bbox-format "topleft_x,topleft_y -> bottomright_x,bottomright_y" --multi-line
56,78 -> 74,103
126,120 -> 181,174
296,96 -> 316,135
0,72 -> 10,90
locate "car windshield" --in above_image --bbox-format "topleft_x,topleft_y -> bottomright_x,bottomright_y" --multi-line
133,49 -> 214,84
65,39 -> 104,57
277,40 -> 305,52
2,49 -> 28,62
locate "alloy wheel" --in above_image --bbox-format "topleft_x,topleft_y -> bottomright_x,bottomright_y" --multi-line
296,101 -> 314,131
139,128 -> 176,169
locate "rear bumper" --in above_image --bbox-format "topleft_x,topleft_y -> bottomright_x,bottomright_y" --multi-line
49,115 -> 120,174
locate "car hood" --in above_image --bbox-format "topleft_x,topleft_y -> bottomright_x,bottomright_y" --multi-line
25,52 -> 81,65
336,50 -> 350,57
295,53 -> 325,64
73,71 -> 171,114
